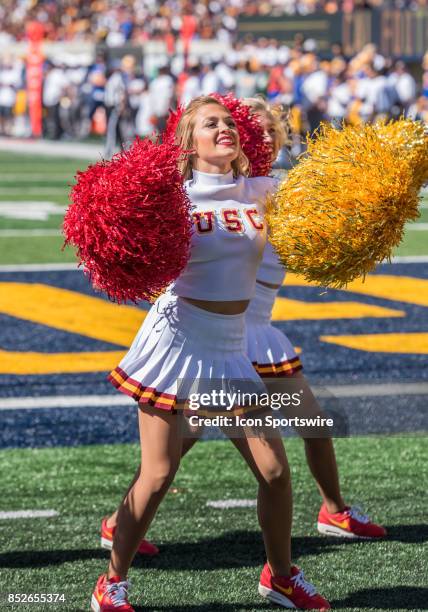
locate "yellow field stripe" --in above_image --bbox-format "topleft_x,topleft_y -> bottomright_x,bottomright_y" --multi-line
0,283 -> 146,346
285,274 -> 428,308
0,350 -> 127,375
272,297 -> 404,320
320,333 -> 428,354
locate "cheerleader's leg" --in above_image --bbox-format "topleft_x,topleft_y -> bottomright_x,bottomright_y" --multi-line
108,406 -> 184,579
280,371 -> 345,513
229,430 -> 292,576
105,420 -> 203,531
282,372 -> 386,538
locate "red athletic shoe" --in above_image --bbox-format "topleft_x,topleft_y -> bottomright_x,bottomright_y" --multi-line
91,574 -> 134,611
101,518 -> 159,556
317,504 -> 387,539
259,563 -> 330,610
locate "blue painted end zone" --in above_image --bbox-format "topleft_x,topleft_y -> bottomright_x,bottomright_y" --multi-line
0,262 -> 427,447
1,405 -> 139,449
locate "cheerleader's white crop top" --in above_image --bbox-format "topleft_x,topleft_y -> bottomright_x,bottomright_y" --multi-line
171,169 -> 276,301
257,241 -> 286,286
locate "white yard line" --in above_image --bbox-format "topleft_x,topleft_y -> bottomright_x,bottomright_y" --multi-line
315,382 -> 428,398
0,257 -> 427,274
0,137 -> 102,160
0,263 -> 79,272
390,255 -> 428,263
0,202 -> 65,221
0,200 -> 64,206
0,188 -> 68,195
206,499 -> 257,509
0,229 -> 61,237
0,509 -> 59,520
0,394 -> 134,410
405,223 -> 428,230
3,259 -> 427,271
0,226 -> 409,236
0,174 -> 72,181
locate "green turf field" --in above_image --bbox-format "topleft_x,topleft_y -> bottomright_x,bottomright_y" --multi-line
0,151 -> 427,264
0,153 -> 85,265
1,437 -> 427,612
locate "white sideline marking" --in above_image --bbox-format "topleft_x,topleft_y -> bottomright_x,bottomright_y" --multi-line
5,226 -> 426,236
206,499 -> 256,509
0,137 -> 102,160
0,395 -> 135,410
0,201 -> 65,220
0,188 -> 68,195
0,229 -> 61,237
1,383 -> 428,411
0,174 -> 71,181
405,223 -> 428,230
1,257 -> 428,274
0,263 -> 79,272
314,382 -> 428,398
390,255 -> 428,263
0,509 -> 59,520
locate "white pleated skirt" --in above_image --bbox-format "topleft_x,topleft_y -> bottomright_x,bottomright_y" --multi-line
245,282 -> 302,377
109,291 -> 265,412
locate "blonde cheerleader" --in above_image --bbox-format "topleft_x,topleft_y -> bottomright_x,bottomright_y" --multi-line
244,96 -> 386,540
91,96 -> 330,612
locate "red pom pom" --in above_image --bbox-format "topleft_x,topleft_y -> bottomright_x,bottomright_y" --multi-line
63,138 -> 192,304
212,93 -> 272,177
163,105 -> 184,146
163,93 -> 272,177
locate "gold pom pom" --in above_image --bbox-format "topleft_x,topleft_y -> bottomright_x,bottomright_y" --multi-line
267,121 -> 424,288
373,117 -> 428,192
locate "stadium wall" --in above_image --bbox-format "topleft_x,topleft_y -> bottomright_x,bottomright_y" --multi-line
238,10 -> 428,60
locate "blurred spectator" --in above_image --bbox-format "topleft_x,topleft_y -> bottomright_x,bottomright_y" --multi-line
300,54 -> 329,131
104,55 -> 135,157
181,64 -> 202,106
148,64 -> 175,131
43,62 -> 67,139
201,62 -> 221,96
423,52 -> 428,98
0,55 -> 22,135
389,60 -> 417,113
327,72 -> 351,125
408,96 -> 428,123
234,61 -> 257,99
135,80 -> 154,137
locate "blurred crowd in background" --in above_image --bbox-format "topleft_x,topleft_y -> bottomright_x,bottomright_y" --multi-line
1,0 -> 427,46
1,39 -> 428,156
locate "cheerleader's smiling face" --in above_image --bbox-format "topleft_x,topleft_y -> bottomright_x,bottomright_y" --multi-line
191,104 -> 240,173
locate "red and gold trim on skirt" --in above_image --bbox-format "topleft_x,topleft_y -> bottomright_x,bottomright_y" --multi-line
109,366 -> 271,417
253,356 -> 303,377
109,367 -> 177,411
